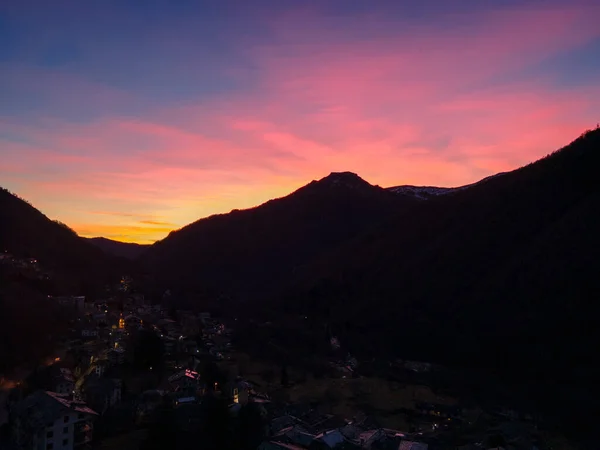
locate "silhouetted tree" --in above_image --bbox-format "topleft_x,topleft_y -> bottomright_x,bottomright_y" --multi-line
236,402 -> 267,450
197,395 -> 232,449
140,400 -> 176,450
200,361 -> 227,389
133,330 -> 163,373
281,364 -> 289,387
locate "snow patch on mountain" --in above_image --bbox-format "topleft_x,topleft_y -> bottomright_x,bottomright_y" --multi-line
387,172 -> 507,200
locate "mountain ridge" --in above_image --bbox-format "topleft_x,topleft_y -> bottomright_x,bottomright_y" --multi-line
85,237 -> 149,259
0,187 -> 128,295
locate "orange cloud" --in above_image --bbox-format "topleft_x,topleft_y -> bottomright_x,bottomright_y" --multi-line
139,220 -> 175,226
74,223 -> 174,244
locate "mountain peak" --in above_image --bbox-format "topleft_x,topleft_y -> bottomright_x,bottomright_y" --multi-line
316,171 -> 372,188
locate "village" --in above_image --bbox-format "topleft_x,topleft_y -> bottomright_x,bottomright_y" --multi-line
0,267 -> 556,450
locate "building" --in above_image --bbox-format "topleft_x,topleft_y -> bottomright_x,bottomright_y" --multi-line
92,359 -> 111,377
399,440 -> 429,450
107,348 -> 126,366
166,369 -> 202,393
50,296 -> 86,311
51,368 -> 75,396
81,329 -> 98,339
12,391 -> 97,450
82,377 -> 122,415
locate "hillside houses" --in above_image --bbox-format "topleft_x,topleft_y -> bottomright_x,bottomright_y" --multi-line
259,411 -> 430,450
11,391 -> 97,450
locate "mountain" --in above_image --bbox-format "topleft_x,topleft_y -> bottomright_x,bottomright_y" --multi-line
279,128 -> 600,436
145,129 -> 600,329
0,188 -> 126,294
142,171 -> 418,301
85,237 -> 149,259
285,128 -> 600,367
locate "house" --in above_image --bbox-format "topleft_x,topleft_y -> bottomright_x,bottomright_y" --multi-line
92,359 -> 111,377
398,440 -> 429,450
107,348 -> 126,366
136,390 -> 164,425
81,328 -> 98,339
12,390 -> 97,450
179,312 -> 200,336
50,296 -> 86,311
209,346 -> 224,360
166,369 -> 202,393
162,336 -> 178,354
171,394 -> 199,407
258,442 -> 307,450
182,338 -> 198,354
221,378 -> 251,404
312,429 -> 345,449
271,415 -> 300,434
415,402 -> 462,419
82,377 -> 122,415
275,425 -> 317,447
198,312 -> 211,324
403,361 -> 432,373
51,368 -> 75,396
356,429 -> 386,449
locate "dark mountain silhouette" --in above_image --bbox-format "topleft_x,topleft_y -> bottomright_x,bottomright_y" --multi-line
144,129 -> 600,327
0,187 -> 127,294
142,171 -> 419,299
277,128 -> 600,435
286,127 -> 600,368
85,236 -> 149,259
292,125 -> 600,334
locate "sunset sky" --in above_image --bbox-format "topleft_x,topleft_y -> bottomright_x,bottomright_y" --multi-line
1,0 -> 599,243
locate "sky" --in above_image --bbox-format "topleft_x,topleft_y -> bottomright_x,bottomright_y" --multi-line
1,0 -> 599,244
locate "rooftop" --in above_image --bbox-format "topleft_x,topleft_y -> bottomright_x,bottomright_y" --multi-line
15,391 -> 97,431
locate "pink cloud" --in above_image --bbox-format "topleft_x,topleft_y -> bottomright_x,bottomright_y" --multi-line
251,5 -> 599,101
2,2 -> 599,242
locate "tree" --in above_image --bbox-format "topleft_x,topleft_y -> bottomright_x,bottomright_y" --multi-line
280,364 -> 289,387
236,402 -> 267,450
200,361 -> 227,389
133,330 -> 164,373
140,400 -> 176,450
197,395 -> 232,449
